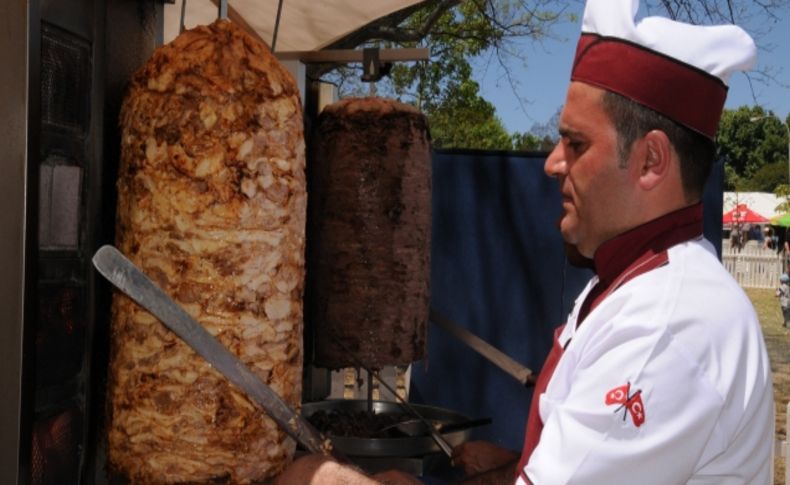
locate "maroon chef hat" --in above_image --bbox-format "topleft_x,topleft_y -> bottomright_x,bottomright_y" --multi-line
571,0 -> 757,140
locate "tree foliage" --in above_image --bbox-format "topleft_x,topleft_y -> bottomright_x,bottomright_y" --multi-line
315,0 -> 569,149
512,133 -> 555,151
717,106 -> 790,191
427,78 -> 513,149
513,107 -> 562,151
312,0 -> 789,150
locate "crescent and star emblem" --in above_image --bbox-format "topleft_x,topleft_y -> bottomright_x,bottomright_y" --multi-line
605,382 -> 645,427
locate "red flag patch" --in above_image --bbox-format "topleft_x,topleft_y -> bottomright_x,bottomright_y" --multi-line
605,384 -> 630,405
605,382 -> 645,427
627,392 -> 646,427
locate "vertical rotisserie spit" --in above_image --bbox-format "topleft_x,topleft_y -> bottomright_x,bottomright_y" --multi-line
109,19 -> 306,483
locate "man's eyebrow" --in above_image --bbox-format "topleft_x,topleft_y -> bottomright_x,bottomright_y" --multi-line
558,127 -> 584,138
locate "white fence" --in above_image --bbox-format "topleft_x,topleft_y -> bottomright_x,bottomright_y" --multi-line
722,240 -> 783,289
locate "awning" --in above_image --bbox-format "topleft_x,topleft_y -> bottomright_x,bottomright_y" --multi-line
723,192 -> 783,220
722,204 -> 770,225
164,0 -> 427,51
771,213 -> 790,227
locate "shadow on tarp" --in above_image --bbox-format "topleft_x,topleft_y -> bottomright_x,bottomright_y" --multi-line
410,149 -> 723,451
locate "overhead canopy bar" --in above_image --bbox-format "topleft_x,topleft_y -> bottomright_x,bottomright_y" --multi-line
276,47 -> 429,63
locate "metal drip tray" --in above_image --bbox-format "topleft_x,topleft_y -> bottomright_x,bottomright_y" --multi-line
302,399 -> 473,477
302,399 -> 472,457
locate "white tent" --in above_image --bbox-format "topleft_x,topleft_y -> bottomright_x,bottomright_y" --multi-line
723,192 -> 783,220
164,0 -> 426,51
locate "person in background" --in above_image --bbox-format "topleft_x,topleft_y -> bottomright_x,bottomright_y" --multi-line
273,0 -> 774,483
784,238 -> 790,271
749,224 -> 762,244
777,273 -> 790,328
730,224 -> 743,251
773,228 -> 781,253
764,226 -> 775,250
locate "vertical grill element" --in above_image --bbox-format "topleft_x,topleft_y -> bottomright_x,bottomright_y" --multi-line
41,23 -> 91,135
36,286 -> 85,387
39,161 -> 82,250
30,407 -> 82,485
30,20 -> 94,485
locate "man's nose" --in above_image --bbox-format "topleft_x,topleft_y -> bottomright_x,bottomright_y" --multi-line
544,143 -> 566,178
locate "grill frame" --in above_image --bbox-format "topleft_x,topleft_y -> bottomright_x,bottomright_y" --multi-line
0,1 -> 163,483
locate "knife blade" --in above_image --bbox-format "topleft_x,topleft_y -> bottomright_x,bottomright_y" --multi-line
92,245 -> 329,455
430,308 -> 534,386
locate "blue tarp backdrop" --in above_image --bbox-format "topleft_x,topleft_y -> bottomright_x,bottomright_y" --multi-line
410,149 -> 723,452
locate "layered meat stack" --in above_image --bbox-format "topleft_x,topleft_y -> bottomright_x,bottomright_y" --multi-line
308,97 -> 431,369
109,20 -> 306,483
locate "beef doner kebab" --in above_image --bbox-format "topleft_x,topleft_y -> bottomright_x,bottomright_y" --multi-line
108,19 -> 306,483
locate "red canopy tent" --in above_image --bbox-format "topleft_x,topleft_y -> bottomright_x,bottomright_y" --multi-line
722,203 -> 770,224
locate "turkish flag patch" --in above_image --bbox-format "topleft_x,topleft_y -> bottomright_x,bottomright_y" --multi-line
605,382 -> 645,427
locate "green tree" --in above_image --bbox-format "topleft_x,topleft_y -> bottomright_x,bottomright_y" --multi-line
314,1 -> 789,150
776,184 -> 790,214
716,107 -> 788,191
318,0 -> 568,149
427,78 -> 513,149
512,132 -> 554,152
322,1 -> 565,149
741,161 -> 786,192
521,108 -> 561,150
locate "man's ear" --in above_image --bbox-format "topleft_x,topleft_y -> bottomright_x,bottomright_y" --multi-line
638,130 -> 673,191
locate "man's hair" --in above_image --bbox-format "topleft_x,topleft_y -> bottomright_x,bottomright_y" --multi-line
601,91 -> 716,201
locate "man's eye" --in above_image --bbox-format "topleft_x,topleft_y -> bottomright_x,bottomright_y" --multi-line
566,140 -> 583,152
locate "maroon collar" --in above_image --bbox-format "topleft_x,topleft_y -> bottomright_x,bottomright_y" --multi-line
518,204 -> 705,476
575,203 -> 704,326
593,203 -> 704,285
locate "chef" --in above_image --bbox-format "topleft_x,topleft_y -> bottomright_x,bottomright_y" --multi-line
453,0 -> 775,483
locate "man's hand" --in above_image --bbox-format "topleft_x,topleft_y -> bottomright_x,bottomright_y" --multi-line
273,454 -> 422,485
451,441 -> 519,477
372,469 -> 424,484
272,455 -> 337,485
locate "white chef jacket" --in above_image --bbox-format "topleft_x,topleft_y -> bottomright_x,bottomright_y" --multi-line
519,237 -> 774,484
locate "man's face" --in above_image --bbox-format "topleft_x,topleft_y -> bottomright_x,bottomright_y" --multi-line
544,82 -> 641,258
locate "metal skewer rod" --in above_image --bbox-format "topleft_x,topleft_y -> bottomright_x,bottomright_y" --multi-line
331,337 -> 455,457
367,368 -> 374,416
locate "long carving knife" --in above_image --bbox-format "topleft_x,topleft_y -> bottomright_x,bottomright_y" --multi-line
92,244 -> 329,455
430,308 -> 535,386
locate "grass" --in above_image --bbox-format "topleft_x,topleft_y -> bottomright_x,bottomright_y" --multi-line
745,288 -> 789,485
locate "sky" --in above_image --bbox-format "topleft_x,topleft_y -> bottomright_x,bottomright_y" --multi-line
473,4 -> 790,135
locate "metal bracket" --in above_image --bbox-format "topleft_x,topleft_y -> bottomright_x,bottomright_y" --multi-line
179,0 -> 187,33
278,47 -> 428,83
271,0 -> 285,52
218,0 -> 228,20
361,47 -> 390,82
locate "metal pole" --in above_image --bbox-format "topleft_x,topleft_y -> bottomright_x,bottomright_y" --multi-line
180,0 -> 188,33
271,0 -> 285,52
